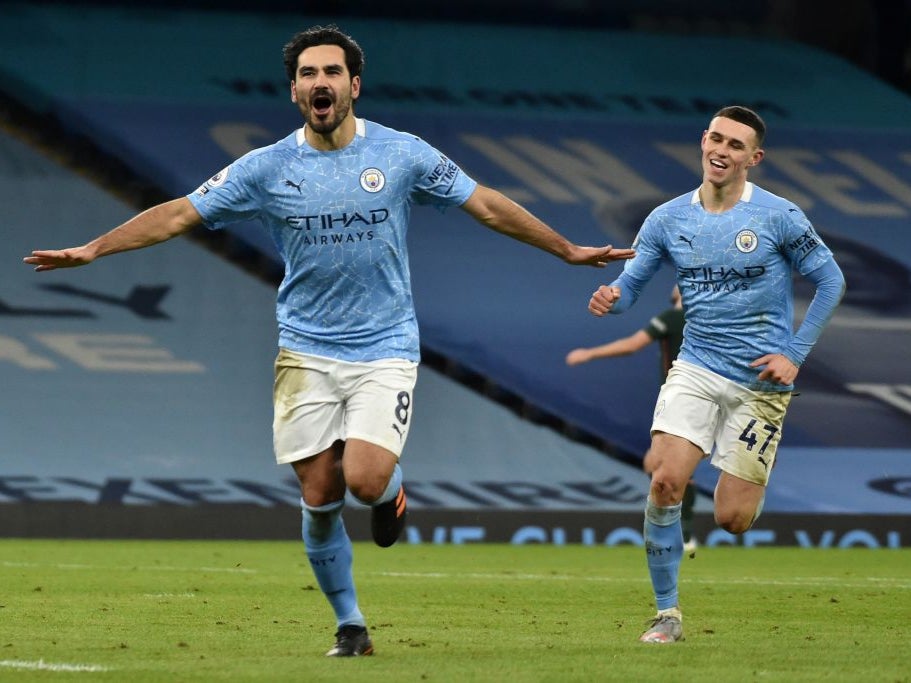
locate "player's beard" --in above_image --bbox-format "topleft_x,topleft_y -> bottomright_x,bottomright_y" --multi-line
305,93 -> 352,135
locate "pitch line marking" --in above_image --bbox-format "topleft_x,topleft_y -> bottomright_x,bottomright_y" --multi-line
0,659 -> 110,673
142,592 -> 198,598
1,560 -> 255,574
374,571 -> 911,590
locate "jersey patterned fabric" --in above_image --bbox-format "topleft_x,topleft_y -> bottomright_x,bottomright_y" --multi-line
611,183 -> 834,392
187,118 -> 477,362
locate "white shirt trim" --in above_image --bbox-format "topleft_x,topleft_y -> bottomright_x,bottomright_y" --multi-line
296,118 -> 366,147
690,181 -> 754,205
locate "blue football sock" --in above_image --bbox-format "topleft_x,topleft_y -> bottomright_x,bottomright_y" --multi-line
644,497 -> 683,611
302,499 -> 365,628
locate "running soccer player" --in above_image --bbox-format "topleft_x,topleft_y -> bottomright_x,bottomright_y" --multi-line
566,285 -> 699,557
586,106 -> 845,644
23,25 -> 634,657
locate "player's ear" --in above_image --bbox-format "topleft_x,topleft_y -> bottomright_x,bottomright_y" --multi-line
748,149 -> 764,167
351,75 -> 361,101
290,81 -> 299,103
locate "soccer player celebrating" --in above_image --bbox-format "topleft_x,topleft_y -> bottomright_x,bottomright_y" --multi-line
587,106 -> 845,643
566,285 -> 699,557
24,25 -> 634,657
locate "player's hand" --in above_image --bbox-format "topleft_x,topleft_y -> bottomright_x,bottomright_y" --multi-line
23,247 -> 93,272
565,244 -> 635,267
751,353 -> 798,385
588,285 -> 620,317
565,349 -> 592,366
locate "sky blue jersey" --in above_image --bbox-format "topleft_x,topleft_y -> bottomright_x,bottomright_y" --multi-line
610,183 -> 836,392
188,118 -> 477,362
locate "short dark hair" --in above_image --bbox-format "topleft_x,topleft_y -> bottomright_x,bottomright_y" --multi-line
282,25 -> 365,82
712,105 -> 766,147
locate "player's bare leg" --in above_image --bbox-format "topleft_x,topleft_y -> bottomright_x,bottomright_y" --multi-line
343,439 -> 407,547
640,433 -> 701,643
714,472 -> 766,534
293,444 -> 374,656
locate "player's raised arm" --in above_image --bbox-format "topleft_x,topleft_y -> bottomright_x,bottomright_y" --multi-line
460,184 -> 635,266
24,197 -> 202,272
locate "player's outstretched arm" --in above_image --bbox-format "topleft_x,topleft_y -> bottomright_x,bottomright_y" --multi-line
24,198 -> 203,272
566,329 -> 652,366
460,185 -> 635,267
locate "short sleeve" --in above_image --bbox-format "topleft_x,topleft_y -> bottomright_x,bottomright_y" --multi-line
187,158 -> 262,230
409,138 -> 477,208
779,204 -> 834,275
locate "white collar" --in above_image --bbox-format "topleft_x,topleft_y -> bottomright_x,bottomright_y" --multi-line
690,181 -> 754,205
296,117 -> 365,147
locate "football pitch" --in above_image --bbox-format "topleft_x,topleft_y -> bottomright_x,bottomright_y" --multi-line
0,540 -> 908,682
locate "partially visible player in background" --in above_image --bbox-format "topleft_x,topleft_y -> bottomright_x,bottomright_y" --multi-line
24,24 -> 634,658
566,285 -> 697,557
587,105 -> 845,644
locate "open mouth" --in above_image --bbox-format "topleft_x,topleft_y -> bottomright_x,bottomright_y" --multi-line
709,158 -> 727,169
311,93 -> 333,117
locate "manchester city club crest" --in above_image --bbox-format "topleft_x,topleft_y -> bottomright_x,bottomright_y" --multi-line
735,229 -> 759,253
359,168 -> 386,193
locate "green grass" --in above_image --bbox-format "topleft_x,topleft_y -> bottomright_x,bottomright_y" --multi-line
0,540 -> 908,682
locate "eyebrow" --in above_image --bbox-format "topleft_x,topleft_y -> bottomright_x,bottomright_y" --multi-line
709,130 -> 747,147
298,62 -> 345,72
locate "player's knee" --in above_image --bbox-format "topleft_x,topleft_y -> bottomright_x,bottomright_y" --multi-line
715,494 -> 764,534
715,509 -> 752,535
346,476 -> 387,505
649,475 -> 686,506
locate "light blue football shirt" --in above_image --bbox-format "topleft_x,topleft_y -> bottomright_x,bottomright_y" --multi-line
188,118 -> 477,362
610,182 -> 835,392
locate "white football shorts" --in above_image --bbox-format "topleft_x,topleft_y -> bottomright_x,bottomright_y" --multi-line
272,348 -> 418,464
651,359 -> 792,486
